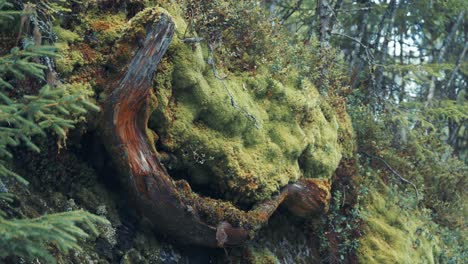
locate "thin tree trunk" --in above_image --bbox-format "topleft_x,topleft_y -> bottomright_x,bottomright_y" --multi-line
372,0 -> 397,49
445,41 -> 468,99
374,0 -> 399,104
317,0 -> 332,48
445,42 -> 467,154
398,29 -> 406,103
349,0 -> 371,88
328,0 -> 344,34
426,10 -> 465,104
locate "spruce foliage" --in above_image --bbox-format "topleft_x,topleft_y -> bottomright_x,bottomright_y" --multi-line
0,210 -> 107,263
0,1 -> 108,262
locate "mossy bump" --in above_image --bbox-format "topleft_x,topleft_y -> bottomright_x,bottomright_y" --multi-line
146,10 -> 352,204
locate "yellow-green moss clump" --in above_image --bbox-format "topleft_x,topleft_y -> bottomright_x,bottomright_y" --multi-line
55,49 -> 85,75
86,12 -> 127,44
358,183 -> 440,264
243,247 -> 278,264
144,7 -> 353,204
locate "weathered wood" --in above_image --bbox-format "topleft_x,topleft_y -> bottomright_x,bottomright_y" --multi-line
101,13 -> 222,247
100,12 -> 331,248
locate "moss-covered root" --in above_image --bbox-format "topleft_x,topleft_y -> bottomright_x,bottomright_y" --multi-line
282,179 -> 331,217
182,178 -> 331,246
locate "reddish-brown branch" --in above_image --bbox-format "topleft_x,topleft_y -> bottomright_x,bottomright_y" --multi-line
101,12 -> 331,248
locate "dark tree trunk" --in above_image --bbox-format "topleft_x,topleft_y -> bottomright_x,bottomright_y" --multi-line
426,10 -> 465,103
374,0 -> 399,105
317,0 -> 331,48
445,41 -> 468,99
349,0 -> 371,89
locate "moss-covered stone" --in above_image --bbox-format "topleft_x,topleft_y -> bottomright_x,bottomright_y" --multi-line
49,3 -> 354,206
145,10 -> 352,204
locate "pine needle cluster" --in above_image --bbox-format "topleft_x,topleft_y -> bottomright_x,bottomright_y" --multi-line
0,0 -> 108,262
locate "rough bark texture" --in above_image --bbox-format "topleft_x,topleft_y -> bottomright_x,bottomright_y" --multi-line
100,11 -> 331,248
317,0 -> 331,48
426,10 -> 465,103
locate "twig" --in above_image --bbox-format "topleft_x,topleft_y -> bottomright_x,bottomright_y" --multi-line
207,44 -> 228,80
337,8 -> 372,12
332,31 -> 376,90
207,44 -> 260,129
181,37 -> 204,43
280,0 -> 303,23
331,31 -> 375,65
332,32 -> 367,49
342,185 -> 346,208
361,151 -> 419,199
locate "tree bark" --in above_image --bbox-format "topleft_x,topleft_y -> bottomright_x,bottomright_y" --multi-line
349,0 -> 371,89
100,11 -> 331,248
372,0 -> 396,49
426,10 -> 465,104
317,0 -> 332,48
445,41 -> 468,99
329,0 -> 344,32
374,0 -> 399,104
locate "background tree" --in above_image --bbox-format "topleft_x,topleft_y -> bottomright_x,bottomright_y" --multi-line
265,0 -> 467,262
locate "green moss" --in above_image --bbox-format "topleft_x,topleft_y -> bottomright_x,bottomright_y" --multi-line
122,7 -> 170,40
55,48 -> 85,75
53,25 -> 82,43
145,7 -> 352,204
62,81 -> 95,97
244,247 -> 278,264
53,23 -> 86,75
64,5 -> 352,205
358,183 -> 441,264
86,12 -> 127,44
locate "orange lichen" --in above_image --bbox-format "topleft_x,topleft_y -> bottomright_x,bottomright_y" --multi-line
90,20 -> 113,31
77,43 -> 100,62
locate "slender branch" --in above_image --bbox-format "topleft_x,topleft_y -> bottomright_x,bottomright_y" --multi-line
207,44 -> 260,129
444,41 -> 468,96
332,32 -> 368,49
181,37 -> 204,43
328,0 -> 343,32
337,7 -> 372,12
361,152 -> 419,199
332,31 -> 375,69
280,0 -> 303,23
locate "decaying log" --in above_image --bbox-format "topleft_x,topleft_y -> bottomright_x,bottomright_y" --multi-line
100,11 -> 331,248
